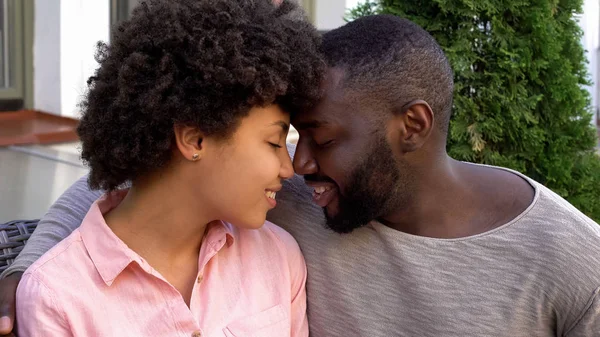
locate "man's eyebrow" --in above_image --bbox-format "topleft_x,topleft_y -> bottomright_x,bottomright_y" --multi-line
270,120 -> 290,133
293,120 -> 327,130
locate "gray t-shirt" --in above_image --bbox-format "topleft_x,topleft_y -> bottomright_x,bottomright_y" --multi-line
5,145 -> 600,336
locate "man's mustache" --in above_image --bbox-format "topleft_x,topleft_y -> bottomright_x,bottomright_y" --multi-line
304,174 -> 336,185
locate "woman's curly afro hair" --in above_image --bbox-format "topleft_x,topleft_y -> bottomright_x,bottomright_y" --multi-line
77,0 -> 325,191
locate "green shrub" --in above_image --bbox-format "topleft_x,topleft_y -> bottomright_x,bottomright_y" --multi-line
348,0 -> 600,221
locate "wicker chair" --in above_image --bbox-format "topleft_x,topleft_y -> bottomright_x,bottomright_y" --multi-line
0,220 -> 39,274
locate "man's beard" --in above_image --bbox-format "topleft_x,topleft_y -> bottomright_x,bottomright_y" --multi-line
325,136 -> 405,234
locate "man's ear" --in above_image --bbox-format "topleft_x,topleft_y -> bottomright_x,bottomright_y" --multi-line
173,125 -> 205,162
386,100 -> 434,154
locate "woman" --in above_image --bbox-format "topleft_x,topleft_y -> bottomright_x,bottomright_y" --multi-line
16,0 -> 324,336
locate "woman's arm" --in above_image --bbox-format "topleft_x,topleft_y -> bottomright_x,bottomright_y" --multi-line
16,273 -> 73,336
0,175 -> 102,335
289,246 -> 308,337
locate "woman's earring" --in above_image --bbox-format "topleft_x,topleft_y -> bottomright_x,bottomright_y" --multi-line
192,153 -> 199,161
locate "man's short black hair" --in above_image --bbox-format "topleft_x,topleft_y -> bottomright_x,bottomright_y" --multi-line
321,15 -> 454,133
77,0 -> 325,191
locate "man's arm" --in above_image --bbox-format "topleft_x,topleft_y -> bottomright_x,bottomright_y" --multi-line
0,174 -> 101,335
1,174 -> 102,278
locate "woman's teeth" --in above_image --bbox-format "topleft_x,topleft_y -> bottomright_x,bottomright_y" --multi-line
266,191 -> 277,199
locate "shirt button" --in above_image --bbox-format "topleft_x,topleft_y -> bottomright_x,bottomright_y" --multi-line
197,274 -> 203,283
192,331 -> 202,337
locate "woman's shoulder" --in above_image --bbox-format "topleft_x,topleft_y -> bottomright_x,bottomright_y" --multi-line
228,221 -> 304,265
262,221 -> 301,252
18,229 -> 87,306
23,229 -> 85,279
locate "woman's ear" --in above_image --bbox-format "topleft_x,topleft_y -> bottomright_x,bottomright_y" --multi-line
173,125 -> 205,162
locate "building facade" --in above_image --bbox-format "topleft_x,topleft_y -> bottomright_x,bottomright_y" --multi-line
1,0 -> 598,128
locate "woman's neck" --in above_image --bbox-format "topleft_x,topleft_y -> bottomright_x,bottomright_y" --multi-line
104,176 -> 212,266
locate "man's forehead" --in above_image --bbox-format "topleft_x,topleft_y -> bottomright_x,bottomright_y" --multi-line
292,118 -> 329,130
292,99 -> 350,131
292,68 -> 362,130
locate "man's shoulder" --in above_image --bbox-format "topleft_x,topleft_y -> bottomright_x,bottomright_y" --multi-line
483,165 -> 600,252
529,181 -> 600,243
518,182 -> 600,293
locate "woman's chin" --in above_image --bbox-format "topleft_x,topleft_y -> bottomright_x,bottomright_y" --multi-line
232,215 -> 267,230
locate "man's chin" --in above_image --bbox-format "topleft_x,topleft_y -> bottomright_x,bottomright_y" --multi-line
320,192 -> 379,234
323,208 -> 370,234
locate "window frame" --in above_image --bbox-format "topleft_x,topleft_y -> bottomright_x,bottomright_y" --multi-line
0,0 -> 23,100
109,0 -> 130,28
0,0 -> 33,110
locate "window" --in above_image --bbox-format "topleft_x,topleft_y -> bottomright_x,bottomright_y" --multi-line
0,1 -> 9,88
0,0 -> 23,110
0,0 -> 32,111
110,0 -> 141,27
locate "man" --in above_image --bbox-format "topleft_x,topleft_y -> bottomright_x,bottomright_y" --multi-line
1,15 -> 599,337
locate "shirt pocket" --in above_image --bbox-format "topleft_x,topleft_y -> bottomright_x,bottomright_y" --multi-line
223,304 -> 289,337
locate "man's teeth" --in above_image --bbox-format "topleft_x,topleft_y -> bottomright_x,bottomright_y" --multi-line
314,186 -> 331,194
266,191 -> 276,199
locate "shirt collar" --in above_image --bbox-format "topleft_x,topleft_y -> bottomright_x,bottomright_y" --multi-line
207,220 -> 235,248
79,190 -> 139,286
79,190 -> 236,286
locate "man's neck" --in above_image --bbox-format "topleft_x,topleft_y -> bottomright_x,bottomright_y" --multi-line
379,158 -> 534,239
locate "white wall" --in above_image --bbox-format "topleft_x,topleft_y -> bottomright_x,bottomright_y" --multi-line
314,0 -> 346,31
34,0 -> 110,118
33,0 -> 61,115
580,0 -> 599,126
60,0 -> 110,118
345,0 -> 362,11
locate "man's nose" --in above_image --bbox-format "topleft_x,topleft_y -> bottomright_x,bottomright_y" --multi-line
293,138 -> 318,175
